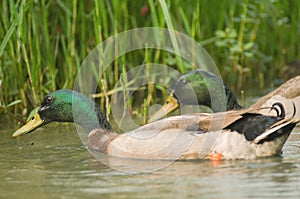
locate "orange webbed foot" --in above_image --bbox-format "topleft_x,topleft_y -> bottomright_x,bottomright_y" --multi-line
209,151 -> 223,166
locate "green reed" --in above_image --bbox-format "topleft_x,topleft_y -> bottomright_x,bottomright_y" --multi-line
0,0 -> 299,121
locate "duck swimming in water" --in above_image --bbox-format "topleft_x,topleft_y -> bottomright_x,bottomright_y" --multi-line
149,69 -> 242,122
13,89 -> 299,160
149,70 -> 300,122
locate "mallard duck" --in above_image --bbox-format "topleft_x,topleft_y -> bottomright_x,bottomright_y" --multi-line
12,89 -> 299,160
149,70 -> 300,122
149,69 -> 242,122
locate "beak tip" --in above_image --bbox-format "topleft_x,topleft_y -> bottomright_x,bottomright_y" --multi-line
11,112 -> 44,138
12,131 -> 22,138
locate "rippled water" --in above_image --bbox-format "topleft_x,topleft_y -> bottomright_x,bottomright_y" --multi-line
1,115 -> 300,198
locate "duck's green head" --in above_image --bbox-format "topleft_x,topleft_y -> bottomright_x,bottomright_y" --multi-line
12,89 -> 112,137
170,69 -> 220,107
149,69 -> 242,122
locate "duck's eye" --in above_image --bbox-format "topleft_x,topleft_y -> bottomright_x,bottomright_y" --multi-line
44,96 -> 54,105
179,79 -> 188,85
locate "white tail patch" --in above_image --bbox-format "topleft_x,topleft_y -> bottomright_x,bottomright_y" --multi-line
253,119 -> 298,144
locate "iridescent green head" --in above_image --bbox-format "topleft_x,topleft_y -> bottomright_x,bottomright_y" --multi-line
12,89 -> 112,137
149,69 -> 242,122
171,69 -> 225,108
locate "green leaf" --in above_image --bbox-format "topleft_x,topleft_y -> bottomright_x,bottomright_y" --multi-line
230,44 -> 242,53
215,40 -> 227,47
155,84 -> 166,91
228,29 -> 237,38
7,100 -> 22,108
244,42 -> 254,50
0,20 -> 17,56
244,52 -> 254,57
215,30 -> 226,38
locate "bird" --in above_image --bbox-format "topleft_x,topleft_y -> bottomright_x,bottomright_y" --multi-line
149,69 -> 300,122
12,89 -> 299,160
149,69 -> 242,122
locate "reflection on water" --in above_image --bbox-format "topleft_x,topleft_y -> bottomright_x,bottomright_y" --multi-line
1,116 -> 300,198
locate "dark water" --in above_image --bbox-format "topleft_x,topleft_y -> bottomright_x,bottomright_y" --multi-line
1,115 -> 300,199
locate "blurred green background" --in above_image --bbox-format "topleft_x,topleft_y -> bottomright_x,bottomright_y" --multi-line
0,0 -> 299,122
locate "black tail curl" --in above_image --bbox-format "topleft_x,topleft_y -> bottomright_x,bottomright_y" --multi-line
226,102 -> 290,143
270,102 -> 285,118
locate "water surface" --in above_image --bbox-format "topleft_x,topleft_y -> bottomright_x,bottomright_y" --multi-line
1,115 -> 300,198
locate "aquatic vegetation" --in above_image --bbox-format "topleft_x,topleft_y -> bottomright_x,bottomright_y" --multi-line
0,0 -> 299,120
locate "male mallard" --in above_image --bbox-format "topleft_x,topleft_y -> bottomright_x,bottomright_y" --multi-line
149,69 -> 242,122
149,70 -> 300,122
12,89 -> 299,160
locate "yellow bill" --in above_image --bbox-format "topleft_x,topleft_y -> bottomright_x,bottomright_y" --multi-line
12,112 -> 44,137
148,94 -> 179,123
